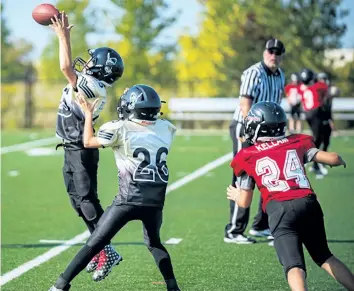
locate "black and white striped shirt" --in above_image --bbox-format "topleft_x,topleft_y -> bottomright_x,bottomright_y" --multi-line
233,61 -> 285,122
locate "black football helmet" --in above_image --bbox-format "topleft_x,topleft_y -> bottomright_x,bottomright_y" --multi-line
300,68 -> 315,85
117,84 -> 164,121
245,102 -> 287,143
317,72 -> 330,85
73,47 -> 124,86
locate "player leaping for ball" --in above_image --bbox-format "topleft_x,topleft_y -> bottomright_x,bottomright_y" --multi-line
49,11 -> 125,281
227,102 -> 354,291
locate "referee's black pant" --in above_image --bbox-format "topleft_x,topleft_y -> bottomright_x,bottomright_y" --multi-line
224,120 -> 269,238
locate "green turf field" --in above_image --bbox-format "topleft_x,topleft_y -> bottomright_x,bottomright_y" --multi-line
1,131 -> 354,291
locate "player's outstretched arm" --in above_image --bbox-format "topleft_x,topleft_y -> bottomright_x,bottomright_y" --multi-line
75,95 -> 102,148
313,151 -> 346,168
49,12 -> 77,88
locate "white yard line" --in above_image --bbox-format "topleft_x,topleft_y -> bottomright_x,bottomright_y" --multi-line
0,137 -> 58,155
166,152 -> 233,193
0,231 -> 91,286
0,151 -> 233,286
39,240 -> 76,244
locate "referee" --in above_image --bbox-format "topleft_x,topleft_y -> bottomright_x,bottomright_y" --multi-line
224,38 -> 286,244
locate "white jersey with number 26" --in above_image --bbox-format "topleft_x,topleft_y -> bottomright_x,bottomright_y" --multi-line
97,118 -> 176,207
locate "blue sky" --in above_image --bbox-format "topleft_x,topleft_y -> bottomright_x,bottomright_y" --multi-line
3,0 -> 354,60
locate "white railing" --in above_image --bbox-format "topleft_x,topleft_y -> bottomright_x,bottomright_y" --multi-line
168,97 -> 354,121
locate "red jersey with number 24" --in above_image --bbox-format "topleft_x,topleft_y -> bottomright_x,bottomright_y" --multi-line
231,134 -> 317,211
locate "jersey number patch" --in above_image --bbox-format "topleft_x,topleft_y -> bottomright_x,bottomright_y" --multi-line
303,89 -> 314,110
133,147 -> 169,183
256,150 -> 310,192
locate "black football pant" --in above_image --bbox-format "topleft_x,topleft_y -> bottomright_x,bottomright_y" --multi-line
306,109 -> 323,170
306,109 -> 332,168
266,195 -> 332,277
225,120 -> 269,238
320,123 -> 332,152
290,104 -> 301,121
55,204 -> 179,290
63,149 -> 104,233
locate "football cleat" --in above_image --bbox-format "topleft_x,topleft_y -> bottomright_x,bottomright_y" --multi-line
86,253 -> 100,273
92,245 -> 123,282
249,228 -> 274,240
224,234 -> 256,244
318,163 -> 328,175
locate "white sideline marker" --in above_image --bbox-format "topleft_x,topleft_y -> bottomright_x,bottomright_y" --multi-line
0,139 -> 232,286
165,237 -> 182,245
164,238 -> 183,245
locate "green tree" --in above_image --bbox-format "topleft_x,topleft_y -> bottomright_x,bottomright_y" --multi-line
107,0 -> 179,90
176,0 -> 240,97
332,54 -> 354,97
283,0 -> 348,72
1,3 -> 33,82
178,0 -> 349,97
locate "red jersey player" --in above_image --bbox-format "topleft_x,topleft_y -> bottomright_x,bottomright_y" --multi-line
227,102 -> 353,291
285,73 -> 302,133
299,69 -> 329,176
301,80 -> 328,112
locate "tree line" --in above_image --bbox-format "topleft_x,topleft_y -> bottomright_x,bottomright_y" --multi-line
2,0 -> 354,100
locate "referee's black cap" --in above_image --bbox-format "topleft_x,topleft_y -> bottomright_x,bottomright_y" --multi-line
265,38 -> 285,54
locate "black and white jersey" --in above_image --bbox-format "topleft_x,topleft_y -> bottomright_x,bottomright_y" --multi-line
56,73 -> 107,146
97,118 -> 176,208
233,61 -> 285,123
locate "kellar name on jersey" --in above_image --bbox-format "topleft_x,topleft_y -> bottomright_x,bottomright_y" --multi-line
254,137 -> 289,152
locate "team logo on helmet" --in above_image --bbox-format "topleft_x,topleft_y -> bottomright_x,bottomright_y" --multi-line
128,92 -> 143,110
104,52 -> 118,74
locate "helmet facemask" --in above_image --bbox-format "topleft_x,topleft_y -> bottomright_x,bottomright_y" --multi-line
73,50 -> 99,75
73,49 -> 117,86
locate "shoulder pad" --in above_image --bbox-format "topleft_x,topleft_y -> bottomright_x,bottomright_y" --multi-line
290,134 -> 314,143
99,120 -> 125,131
160,119 -> 177,134
77,75 -> 106,99
97,120 -> 124,147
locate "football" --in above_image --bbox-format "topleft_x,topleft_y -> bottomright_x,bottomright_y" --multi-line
32,3 -> 60,26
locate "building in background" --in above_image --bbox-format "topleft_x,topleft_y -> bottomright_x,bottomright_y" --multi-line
324,48 -> 354,68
